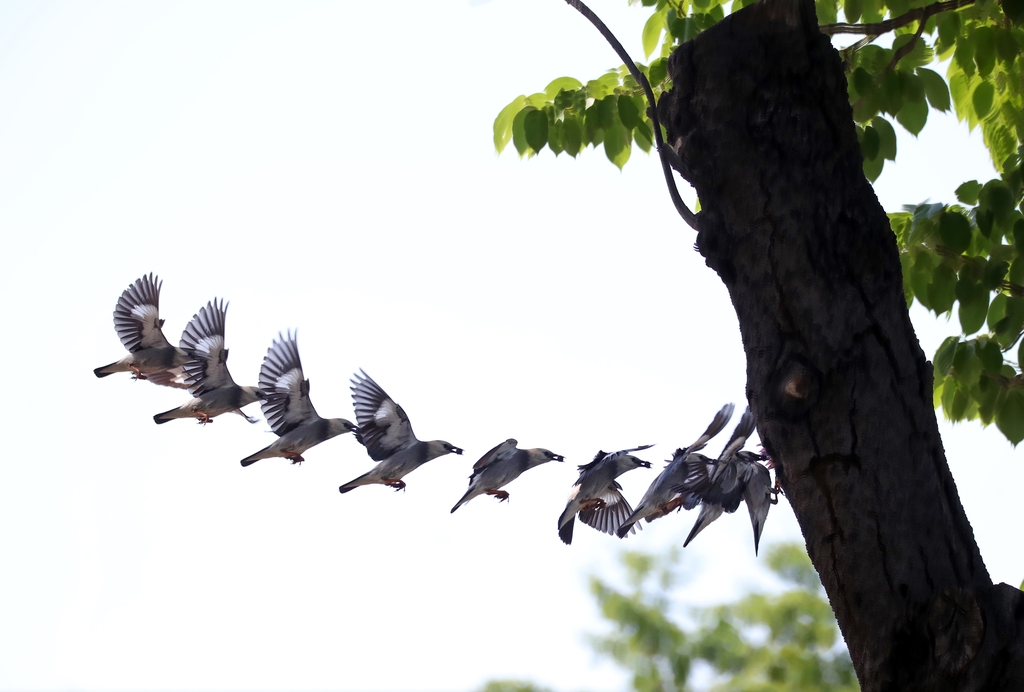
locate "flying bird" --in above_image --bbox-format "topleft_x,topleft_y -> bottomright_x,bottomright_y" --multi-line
153,299 -> 266,425
451,438 -> 564,513
557,445 -> 653,545
680,407 -> 773,554
339,369 -> 463,493
94,273 -> 189,388
239,332 -> 356,466
616,403 -> 735,538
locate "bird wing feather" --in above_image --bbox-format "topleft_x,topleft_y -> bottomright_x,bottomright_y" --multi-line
350,369 -> 417,461
113,273 -> 173,352
180,299 -> 236,394
259,332 -> 321,436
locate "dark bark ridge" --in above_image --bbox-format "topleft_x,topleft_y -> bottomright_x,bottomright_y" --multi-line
656,0 -> 1024,688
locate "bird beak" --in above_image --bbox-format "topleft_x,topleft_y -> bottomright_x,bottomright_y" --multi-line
553,455 -> 565,462
452,447 -> 464,455
639,460 -> 652,468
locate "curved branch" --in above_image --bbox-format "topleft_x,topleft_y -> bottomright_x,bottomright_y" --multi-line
563,0 -> 699,231
820,0 -> 975,36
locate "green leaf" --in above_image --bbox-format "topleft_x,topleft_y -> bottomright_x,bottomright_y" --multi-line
563,116 -> 582,157
939,211 -> 972,253
973,26 -> 997,78
882,69 -> 903,116
934,336 -> 959,376
634,119 -> 654,153
995,296 -> 1024,345
860,125 -> 880,161
494,96 -> 527,153
642,9 -> 667,59
989,293 -> 1009,331
917,68 -> 951,112
863,151 -> 884,181
912,251 -> 937,308
994,27 -> 1019,64
979,180 -> 1016,221
595,96 -> 617,129
955,38 -> 977,77
996,390 -> 1024,445
618,95 -> 642,130
523,109 -> 548,153
604,123 -> 631,170
1005,0 -> 1024,25
873,116 -> 897,160
896,97 -> 929,135
544,77 -> 583,99
815,0 -> 838,24
548,119 -> 564,156
983,259 -> 1010,290
649,58 -> 668,88
844,0 -> 863,24
956,180 -> 983,205
937,12 -> 961,51
929,263 -> 958,313
957,280 -> 990,334
973,80 -> 995,120
952,341 -> 981,388
978,338 -> 1004,373
511,106 -> 533,157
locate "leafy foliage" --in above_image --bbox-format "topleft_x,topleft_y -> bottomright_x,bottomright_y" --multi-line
587,544 -> 858,691
495,0 -> 1024,444
474,682 -> 554,692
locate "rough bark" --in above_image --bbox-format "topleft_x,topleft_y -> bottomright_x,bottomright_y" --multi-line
656,0 -> 1024,688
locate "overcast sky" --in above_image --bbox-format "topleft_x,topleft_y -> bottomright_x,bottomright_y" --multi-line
0,2 -> 1020,691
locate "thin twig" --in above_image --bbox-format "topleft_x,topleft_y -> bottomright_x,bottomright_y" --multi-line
563,0 -> 699,231
820,0 -> 975,35
885,16 -> 927,71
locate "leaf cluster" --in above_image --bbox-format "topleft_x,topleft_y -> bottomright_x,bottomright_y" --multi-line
587,544 -> 859,691
495,0 -> 1024,445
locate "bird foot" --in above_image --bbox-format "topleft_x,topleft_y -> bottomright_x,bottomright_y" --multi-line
130,366 -> 148,381
580,498 -> 606,511
384,478 -> 406,492
195,412 -> 213,425
653,497 -> 684,518
770,476 -> 783,505
486,490 -> 510,503
284,452 -> 305,465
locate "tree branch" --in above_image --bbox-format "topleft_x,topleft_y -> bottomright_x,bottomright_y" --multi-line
820,0 -> 975,36
885,15 -> 927,71
562,0 -> 700,231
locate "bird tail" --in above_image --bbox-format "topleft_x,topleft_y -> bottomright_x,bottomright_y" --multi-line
683,504 -> 723,548
557,509 -> 575,545
338,470 -> 375,494
94,362 -> 122,378
616,509 -> 642,539
240,444 -> 274,467
450,488 -> 475,513
153,406 -> 188,425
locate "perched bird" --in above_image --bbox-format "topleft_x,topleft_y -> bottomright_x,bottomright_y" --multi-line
94,273 -> 189,388
557,445 -> 653,545
153,299 -> 266,425
339,369 -> 463,493
681,408 -> 773,554
239,332 -> 356,466
616,403 -> 735,538
451,438 -> 564,513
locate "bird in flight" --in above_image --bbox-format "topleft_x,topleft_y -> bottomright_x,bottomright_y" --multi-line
451,438 -> 564,513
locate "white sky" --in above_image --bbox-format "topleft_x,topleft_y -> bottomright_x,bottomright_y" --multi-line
0,2 -> 1020,691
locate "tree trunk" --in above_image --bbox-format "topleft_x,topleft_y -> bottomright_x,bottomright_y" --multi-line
656,0 -> 1024,688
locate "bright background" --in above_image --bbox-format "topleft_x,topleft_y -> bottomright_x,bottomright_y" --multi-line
0,2 -> 1019,690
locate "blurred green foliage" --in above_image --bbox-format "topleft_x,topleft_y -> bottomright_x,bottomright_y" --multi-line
475,681 -> 555,692
496,0 -> 1024,445
588,543 -> 858,691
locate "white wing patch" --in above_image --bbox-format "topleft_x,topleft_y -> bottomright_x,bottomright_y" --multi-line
276,368 -> 304,393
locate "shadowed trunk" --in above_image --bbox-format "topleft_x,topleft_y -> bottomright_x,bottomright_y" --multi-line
655,0 -> 1024,688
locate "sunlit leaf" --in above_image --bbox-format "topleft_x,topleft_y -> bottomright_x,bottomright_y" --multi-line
996,390 -> 1024,445
972,80 -> 995,120
956,180 -> 983,205
917,68 -> 951,111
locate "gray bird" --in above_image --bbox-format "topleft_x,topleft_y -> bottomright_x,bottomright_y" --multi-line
680,408 -> 773,554
153,299 -> 266,425
557,445 -> 653,545
239,332 -> 356,466
339,369 -> 463,493
451,438 -> 564,513
616,403 -> 735,538
94,273 -> 189,388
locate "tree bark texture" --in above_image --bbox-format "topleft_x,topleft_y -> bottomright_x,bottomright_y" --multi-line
657,0 -> 1024,688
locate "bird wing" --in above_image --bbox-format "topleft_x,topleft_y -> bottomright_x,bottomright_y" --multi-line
144,366 -> 189,390
719,407 -> 756,461
686,403 -> 735,454
259,332 -> 320,436
740,460 -> 773,555
180,299 -> 236,395
473,439 -> 518,471
579,485 -> 641,537
113,273 -> 173,352
683,503 -> 724,547
350,369 -> 416,461
576,444 -> 654,474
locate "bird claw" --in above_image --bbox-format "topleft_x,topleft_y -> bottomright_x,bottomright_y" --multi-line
384,479 -> 406,492
770,476 -> 783,505
129,366 -> 148,381
487,490 -> 510,503
195,412 -> 213,425
284,452 -> 305,465
581,498 -> 606,511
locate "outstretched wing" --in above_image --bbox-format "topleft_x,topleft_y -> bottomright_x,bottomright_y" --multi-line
686,403 -> 735,455
576,444 -> 654,474
180,299 -> 236,395
259,332 -> 320,436
719,407 -> 756,462
579,484 -> 642,537
113,273 -> 173,352
473,439 -> 518,471
350,369 -> 416,461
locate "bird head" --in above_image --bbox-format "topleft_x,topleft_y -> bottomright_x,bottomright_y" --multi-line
527,448 -> 565,465
621,455 -> 652,470
328,418 -> 358,436
431,440 -> 464,457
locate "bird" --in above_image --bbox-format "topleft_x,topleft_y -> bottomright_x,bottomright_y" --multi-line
615,403 -> 735,538
239,332 -> 356,466
680,407 -> 773,555
153,299 -> 266,425
557,445 -> 653,545
339,369 -> 463,493
94,273 -> 189,388
451,438 -> 564,513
